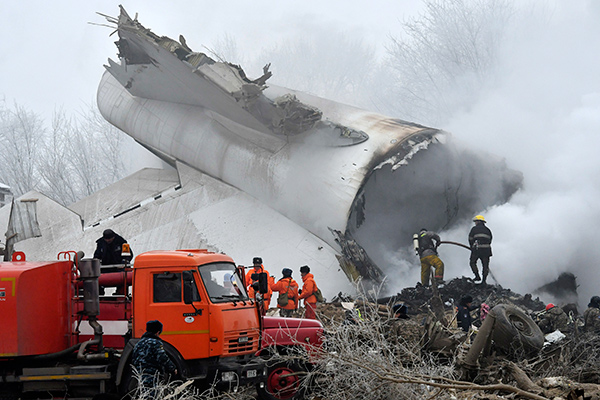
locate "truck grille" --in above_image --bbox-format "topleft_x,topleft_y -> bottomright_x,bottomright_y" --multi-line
223,330 -> 259,355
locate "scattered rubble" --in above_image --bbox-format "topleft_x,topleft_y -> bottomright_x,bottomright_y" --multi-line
294,277 -> 600,400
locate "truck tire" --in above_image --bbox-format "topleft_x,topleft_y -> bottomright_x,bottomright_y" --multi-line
491,304 -> 544,356
0,386 -> 19,400
119,365 -> 138,400
257,360 -> 307,400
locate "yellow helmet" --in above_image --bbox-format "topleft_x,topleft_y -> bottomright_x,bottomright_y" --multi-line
473,215 -> 486,223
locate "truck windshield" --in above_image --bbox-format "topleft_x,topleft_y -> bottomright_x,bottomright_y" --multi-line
198,262 -> 249,303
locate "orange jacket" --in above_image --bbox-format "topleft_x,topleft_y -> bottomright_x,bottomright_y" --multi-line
246,265 -> 272,301
298,273 -> 318,304
271,277 -> 299,310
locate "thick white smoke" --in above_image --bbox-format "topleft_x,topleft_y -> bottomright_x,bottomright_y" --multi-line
436,2 -> 600,310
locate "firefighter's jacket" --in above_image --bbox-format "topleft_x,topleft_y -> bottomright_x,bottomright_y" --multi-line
299,272 -> 318,304
417,231 -> 441,258
468,223 -> 493,257
246,265 -> 273,303
271,277 -> 299,310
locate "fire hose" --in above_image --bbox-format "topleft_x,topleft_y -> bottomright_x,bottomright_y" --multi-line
438,241 -> 499,284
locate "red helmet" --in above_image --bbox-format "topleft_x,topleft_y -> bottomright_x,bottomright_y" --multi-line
545,303 -> 555,311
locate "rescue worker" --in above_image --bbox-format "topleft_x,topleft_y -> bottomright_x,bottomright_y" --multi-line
386,304 -> 409,347
392,303 -> 409,320
537,303 -> 569,334
456,295 -> 479,332
93,229 -> 133,265
416,228 -> 444,286
298,265 -> 319,320
245,257 -> 272,309
131,320 -> 177,393
468,215 -> 492,284
271,268 -> 299,317
583,296 -> 600,333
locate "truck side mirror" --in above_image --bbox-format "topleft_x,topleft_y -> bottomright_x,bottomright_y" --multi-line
182,270 -> 199,304
257,272 -> 268,294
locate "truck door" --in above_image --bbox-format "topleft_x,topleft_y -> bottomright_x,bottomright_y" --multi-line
146,270 -> 210,360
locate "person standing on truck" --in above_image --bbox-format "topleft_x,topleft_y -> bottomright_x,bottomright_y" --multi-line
245,257 -> 273,309
298,265 -> 319,320
271,268 -> 299,317
416,228 -> 444,287
131,320 -> 177,393
93,229 -> 133,265
468,215 -> 493,284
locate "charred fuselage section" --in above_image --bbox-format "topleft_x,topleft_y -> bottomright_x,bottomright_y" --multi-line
98,7 -> 522,289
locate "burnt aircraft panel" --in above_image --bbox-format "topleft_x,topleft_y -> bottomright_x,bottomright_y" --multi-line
97,7 -> 522,286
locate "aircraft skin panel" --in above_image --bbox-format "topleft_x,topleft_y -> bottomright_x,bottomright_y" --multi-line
6,166 -> 351,298
96,7 -> 522,286
98,72 -> 358,245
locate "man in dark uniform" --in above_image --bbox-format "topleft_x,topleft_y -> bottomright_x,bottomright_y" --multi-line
131,320 -> 177,391
537,303 -> 569,334
456,295 -> 479,332
583,296 -> 600,333
468,215 -> 493,284
93,229 -> 133,265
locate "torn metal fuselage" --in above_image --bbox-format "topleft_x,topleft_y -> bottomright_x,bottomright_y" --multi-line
97,7 -> 522,287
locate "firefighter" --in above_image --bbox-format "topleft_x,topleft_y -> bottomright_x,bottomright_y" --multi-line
416,228 -> 444,286
456,295 -> 479,332
271,268 -> 299,317
245,257 -> 273,309
93,229 -> 133,265
468,215 -> 493,284
298,265 -> 319,320
131,320 -> 177,393
537,303 -> 569,334
583,296 -> 600,333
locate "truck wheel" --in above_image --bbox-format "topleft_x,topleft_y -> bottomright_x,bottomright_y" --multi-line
257,360 -> 306,400
119,365 -> 139,400
0,385 -> 19,400
491,304 -> 544,356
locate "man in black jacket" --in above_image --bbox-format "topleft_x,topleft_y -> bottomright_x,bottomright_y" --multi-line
468,215 -> 493,284
93,229 -> 133,265
456,295 -> 479,332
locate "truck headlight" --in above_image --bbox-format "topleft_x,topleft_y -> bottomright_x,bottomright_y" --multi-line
222,371 -> 236,382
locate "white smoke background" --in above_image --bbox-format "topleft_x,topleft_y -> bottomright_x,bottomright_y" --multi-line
436,1 -> 600,310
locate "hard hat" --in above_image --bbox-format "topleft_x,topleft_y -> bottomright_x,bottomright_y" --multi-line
473,215 -> 486,223
545,303 -> 555,311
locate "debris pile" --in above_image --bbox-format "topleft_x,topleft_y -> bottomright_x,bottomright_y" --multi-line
300,277 -> 600,399
379,276 -> 547,318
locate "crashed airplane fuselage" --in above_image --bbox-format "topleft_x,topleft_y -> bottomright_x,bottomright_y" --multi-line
97,7 -> 522,285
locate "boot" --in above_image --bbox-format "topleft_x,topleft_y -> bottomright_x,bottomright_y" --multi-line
482,270 -> 488,285
473,273 -> 481,282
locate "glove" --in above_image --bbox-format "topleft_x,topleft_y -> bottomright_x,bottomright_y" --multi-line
298,289 -> 302,295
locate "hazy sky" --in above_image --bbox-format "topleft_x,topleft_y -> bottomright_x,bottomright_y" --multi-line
0,0 -> 422,119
